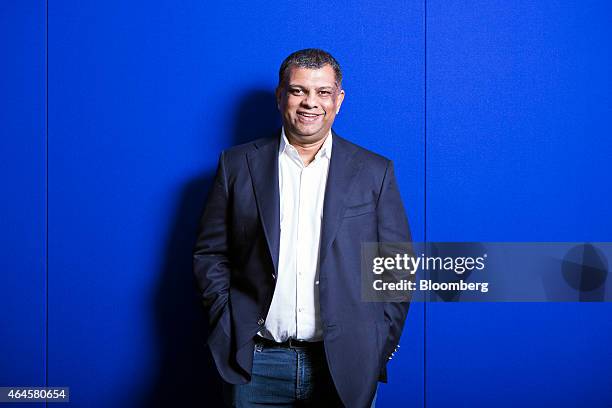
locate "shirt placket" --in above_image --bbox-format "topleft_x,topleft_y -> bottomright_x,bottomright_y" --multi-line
295,158 -> 306,339
295,153 -> 319,340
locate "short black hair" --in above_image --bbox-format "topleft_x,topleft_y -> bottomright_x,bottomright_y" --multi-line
278,48 -> 343,88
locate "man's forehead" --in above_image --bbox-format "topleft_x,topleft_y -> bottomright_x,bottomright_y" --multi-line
286,65 -> 339,86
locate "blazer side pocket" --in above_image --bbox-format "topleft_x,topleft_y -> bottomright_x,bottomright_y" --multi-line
343,202 -> 376,218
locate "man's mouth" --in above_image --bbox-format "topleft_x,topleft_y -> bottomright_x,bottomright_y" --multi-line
297,112 -> 323,123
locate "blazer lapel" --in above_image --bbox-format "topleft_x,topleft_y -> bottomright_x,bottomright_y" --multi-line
246,135 -> 281,274
245,131 -> 361,273
319,132 -> 362,264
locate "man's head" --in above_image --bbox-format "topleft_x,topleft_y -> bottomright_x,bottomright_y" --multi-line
276,49 -> 345,144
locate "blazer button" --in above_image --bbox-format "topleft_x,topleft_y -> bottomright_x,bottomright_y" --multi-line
257,318 -> 265,326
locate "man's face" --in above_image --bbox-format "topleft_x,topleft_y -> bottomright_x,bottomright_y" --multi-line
276,64 -> 345,143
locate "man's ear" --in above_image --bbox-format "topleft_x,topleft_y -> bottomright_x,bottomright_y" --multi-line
275,86 -> 282,110
336,89 -> 345,114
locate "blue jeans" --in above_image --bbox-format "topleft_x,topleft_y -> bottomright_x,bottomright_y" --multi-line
230,342 -> 377,407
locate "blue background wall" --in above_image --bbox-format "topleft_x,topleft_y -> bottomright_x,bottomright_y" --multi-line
0,4 -> 46,408
426,2 -> 612,407
1,1 -> 610,407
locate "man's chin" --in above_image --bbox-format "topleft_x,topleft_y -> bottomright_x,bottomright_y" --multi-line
287,125 -> 328,139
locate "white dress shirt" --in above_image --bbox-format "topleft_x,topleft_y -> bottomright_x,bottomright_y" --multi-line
258,128 -> 332,342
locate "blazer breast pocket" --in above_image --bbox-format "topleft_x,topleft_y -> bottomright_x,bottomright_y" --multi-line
343,202 -> 376,218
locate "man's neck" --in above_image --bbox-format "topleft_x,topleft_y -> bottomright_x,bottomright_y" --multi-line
285,131 -> 330,166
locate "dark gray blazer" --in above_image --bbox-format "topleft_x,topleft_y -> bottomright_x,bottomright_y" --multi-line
193,130 -> 412,407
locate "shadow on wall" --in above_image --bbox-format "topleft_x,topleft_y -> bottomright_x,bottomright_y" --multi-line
141,89 -> 279,407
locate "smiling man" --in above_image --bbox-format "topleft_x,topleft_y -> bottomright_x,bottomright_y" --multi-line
194,49 -> 412,407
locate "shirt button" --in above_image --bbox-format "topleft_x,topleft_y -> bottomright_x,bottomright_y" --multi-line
257,318 -> 265,326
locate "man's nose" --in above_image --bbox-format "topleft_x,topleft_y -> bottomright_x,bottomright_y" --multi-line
301,91 -> 318,108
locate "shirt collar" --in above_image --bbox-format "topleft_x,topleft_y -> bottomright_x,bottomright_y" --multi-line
279,127 -> 333,160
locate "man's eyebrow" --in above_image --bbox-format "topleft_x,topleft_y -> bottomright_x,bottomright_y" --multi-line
286,84 -> 337,90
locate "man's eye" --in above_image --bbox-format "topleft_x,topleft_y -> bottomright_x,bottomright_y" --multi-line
319,91 -> 332,96
290,89 -> 303,95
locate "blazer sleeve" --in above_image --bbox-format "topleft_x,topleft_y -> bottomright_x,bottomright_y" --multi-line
376,160 -> 413,382
193,151 -> 232,329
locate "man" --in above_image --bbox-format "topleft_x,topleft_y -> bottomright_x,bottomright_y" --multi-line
193,49 -> 412,407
